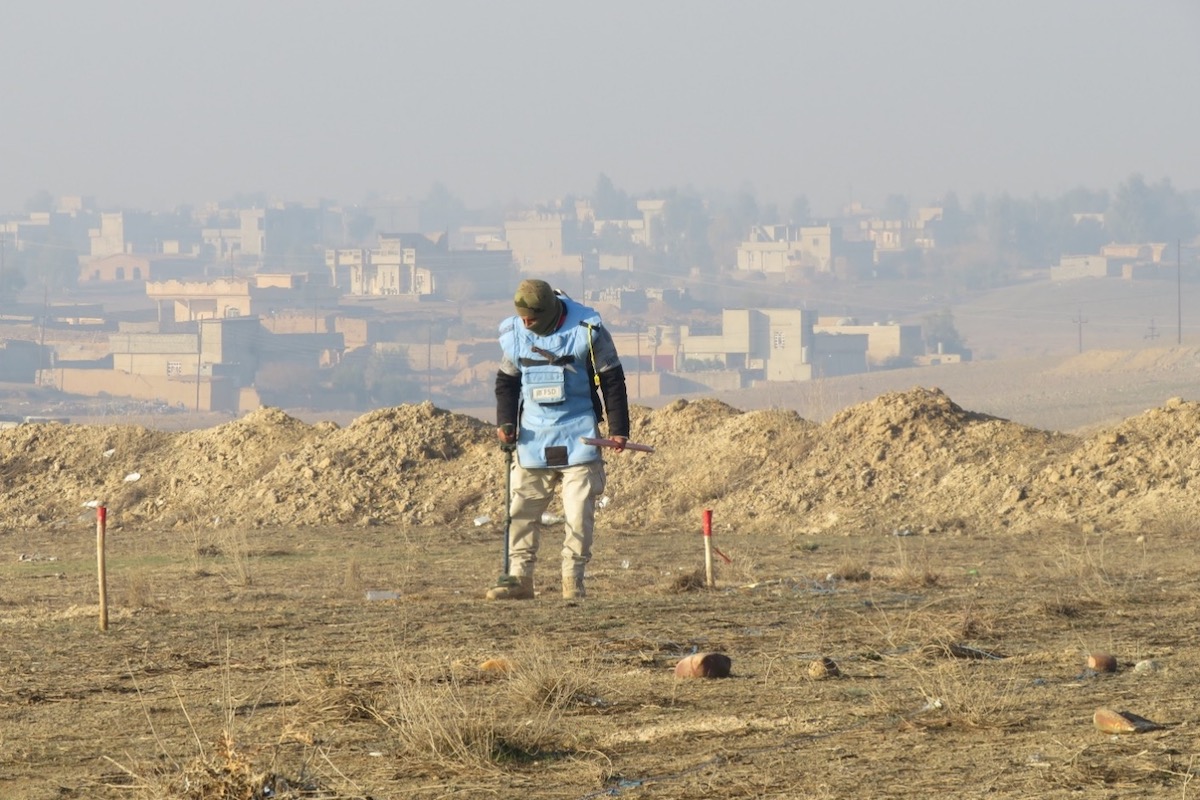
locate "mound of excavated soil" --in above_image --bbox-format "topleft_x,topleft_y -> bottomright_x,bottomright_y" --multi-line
1,388 -> 1197,537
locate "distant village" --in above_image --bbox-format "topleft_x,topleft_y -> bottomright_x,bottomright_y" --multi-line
0,182 -> 1195,418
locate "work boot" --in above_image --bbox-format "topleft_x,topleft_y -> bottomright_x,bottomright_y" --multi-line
562,572 -> 586,600
485,575 -> 534,601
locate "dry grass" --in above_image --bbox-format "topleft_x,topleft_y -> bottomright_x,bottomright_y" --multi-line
366,639 -> 605,774
882,538 -> 942,588
11,519 -> 1200,798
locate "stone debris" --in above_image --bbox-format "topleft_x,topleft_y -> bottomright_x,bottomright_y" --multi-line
1093,707 -> 1165,734
479,658 -> 513,674
674,652 -> 732,679
807,657 -> 841,679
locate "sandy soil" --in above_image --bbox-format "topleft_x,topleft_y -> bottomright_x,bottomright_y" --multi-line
3,513 -> 1199,798
3,361 -> 1200,797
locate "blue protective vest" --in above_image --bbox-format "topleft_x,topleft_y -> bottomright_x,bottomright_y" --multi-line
499,298 -> 603,469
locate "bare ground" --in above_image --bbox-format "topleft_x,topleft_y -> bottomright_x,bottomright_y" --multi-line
3,519 -> 1200,799
3,349 -> 1200,798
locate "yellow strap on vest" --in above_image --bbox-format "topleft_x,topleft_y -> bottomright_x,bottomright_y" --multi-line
586,323 -> 600,386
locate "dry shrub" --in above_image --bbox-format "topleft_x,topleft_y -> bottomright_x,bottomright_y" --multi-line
829,558 -> 871,582
882,539 -> 942,588
666,567 -> 708,593
879,656 -> 1027,729
289,669 -> 385,729
373,640 -> 601,773
380,675 -> 566,772
342,559 -> 364,596
505,640 -> 603,713
119,570 -> 156,610
1049,741 -> 1200,793
105,730 -> 325,800
214,526 -> 253,586
1050,529 -> 1151,607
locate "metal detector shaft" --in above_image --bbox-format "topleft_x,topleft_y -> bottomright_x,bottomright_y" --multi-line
502,444 -> 514,575
580,437 -> 656,453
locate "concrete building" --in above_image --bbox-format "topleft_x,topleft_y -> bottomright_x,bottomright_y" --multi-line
146,273 -> 339,322
735,224 -> 874,277
54,314 -> 343,413
813,319 -> 925,367
0,340 -> 44,382
1103,243 -> 1170,262
678,307 -> 867,386
736,225 -> 800,274
503,214 -> 589,278
636,199 -> 666,249
239,204 -> 325,267
56,317 -> 266,413
80,253 -> 207,284
1051,255 -> 1123,281
329,232 -> 515,300
89,211 -> 156,257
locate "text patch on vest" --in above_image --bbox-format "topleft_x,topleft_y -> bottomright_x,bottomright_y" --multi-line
525,364 -> 566,404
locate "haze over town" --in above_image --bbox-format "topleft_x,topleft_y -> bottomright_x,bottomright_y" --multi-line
3,0 -> 1198,213
1,0 -> 1198,430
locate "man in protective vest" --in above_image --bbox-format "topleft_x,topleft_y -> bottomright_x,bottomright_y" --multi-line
488,279 -> 630,601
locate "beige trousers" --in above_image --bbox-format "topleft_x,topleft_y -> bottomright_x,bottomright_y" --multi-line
506,459 -> 606,580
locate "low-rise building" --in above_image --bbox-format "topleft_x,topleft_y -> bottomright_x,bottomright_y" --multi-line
1051,255 -> 1124,281
146,273 -> 338,322
735,224 -> 874,277
813,319 -> 924,367
80,253 -> 207,284
328,232 -> 515,300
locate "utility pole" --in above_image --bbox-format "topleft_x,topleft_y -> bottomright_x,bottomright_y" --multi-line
1178,239 -> 1183,345
195,318 -> 204,412
635,330 -> 642,399
1072,308 -> 1087,354
36,284 -> 48,385
1145,319 -> 1160,341
0,238 -> 6,318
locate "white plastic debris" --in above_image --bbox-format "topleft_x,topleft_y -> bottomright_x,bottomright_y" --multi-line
123,472 -> 141,482
82,500 -> 101,508
541,511 -> 564,524
365,590 -> 400,601
473,515 -> 491,526
102,449 -> 116,458
596,495 -> 610,509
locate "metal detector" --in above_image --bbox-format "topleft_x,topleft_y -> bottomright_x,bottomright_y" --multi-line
494,434 -> 521,590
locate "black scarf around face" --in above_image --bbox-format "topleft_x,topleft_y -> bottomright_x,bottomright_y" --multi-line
513,280 -> 562,336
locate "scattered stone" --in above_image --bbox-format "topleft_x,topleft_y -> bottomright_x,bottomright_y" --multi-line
807,657 -> 841,679
1133,659 -> 1160,674
479,657 -> 513,674
674,652 -> 732,679
1087,652 -> 1118,673
1093,707 -> 1164,734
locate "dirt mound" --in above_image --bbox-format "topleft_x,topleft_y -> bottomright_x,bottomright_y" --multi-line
1,388 -> 1198,537
1027,396 -> 1200,530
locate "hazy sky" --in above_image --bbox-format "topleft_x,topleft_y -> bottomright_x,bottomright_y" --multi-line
3,1 -> 1197,216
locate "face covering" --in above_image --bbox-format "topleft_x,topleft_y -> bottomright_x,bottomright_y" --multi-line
513,279 -> 562,336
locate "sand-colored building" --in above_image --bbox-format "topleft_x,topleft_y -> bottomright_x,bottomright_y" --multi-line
146,273 -> 339,322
